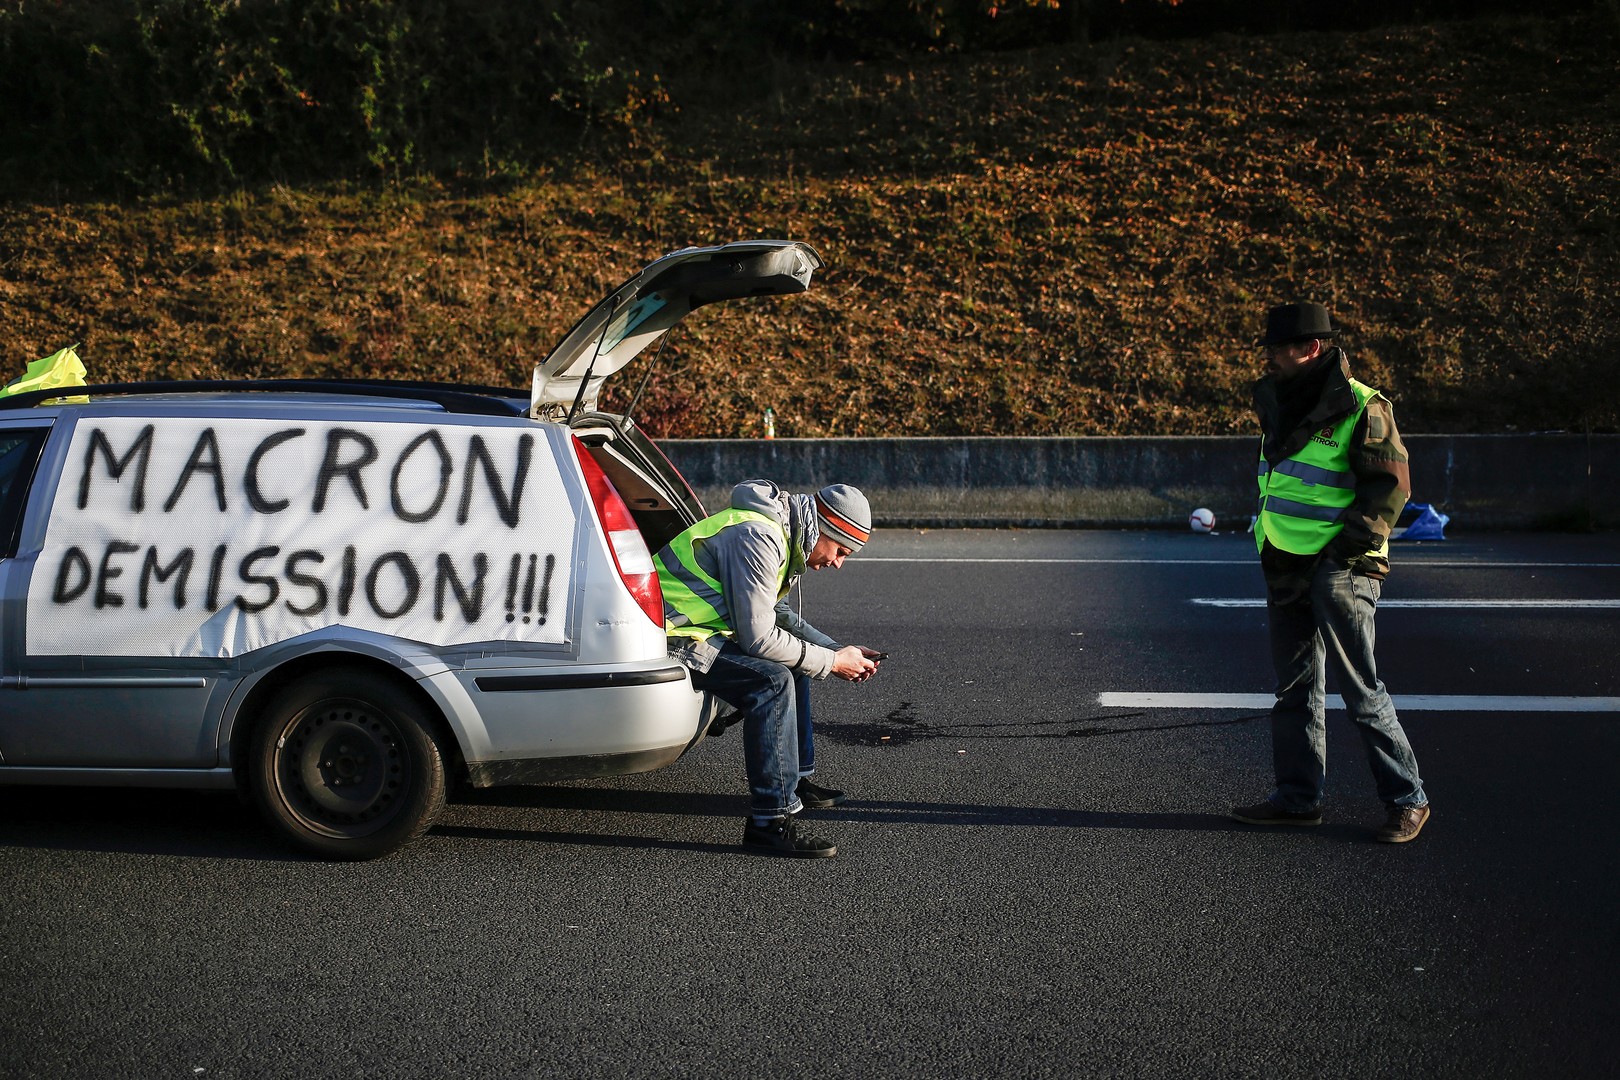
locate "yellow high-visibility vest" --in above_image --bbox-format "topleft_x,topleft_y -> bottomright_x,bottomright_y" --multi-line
0,345 -> 88,403
654,508 -> 788,640
1255,378 -> 1388,560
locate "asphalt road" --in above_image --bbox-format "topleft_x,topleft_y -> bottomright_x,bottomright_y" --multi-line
3,528 -> 1618,1079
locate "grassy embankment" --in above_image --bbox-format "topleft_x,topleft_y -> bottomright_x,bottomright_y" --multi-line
1,13 -> 1616,437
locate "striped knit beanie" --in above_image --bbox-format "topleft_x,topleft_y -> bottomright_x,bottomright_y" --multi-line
813,484 -> 871,552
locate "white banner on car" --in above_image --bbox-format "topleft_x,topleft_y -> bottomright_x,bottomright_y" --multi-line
27,416 -> 577,657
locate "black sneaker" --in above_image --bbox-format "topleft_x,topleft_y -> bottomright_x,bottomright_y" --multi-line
1230,800 -> 1322,826
743,816 -> 837,858
795,778 -> 848,809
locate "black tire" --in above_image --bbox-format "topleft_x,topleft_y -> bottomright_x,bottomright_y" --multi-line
249,669 -> 447,861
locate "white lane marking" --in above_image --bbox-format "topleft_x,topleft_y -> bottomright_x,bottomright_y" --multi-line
1190,598 -> 1620,608
1099,692 -> 1620,712
861,558 -> 1620,568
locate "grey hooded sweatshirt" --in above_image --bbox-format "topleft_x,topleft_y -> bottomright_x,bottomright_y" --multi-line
664,479 -> 840,679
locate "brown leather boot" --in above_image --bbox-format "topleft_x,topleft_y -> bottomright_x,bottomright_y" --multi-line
1376,804 -> 1431,843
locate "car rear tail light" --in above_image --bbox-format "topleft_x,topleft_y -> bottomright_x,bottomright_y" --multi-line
571,436 -> 664,627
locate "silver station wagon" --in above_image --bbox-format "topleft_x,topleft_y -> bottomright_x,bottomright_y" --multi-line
0,239 -> 822,859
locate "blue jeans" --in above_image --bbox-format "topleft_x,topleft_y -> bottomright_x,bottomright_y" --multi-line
689,640 -> 816,818
794,671 -> 817,777
1265,559 -> 1428,812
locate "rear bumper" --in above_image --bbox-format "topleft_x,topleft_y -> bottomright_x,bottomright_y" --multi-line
471,667 -> 686,693
424,659 -> 708,786
464,744 -> 687,788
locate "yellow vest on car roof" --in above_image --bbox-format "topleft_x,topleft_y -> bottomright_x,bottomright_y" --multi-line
1256,377 -> 1388,560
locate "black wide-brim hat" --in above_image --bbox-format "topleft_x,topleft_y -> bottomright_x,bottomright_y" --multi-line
1258,302 -> 1339,347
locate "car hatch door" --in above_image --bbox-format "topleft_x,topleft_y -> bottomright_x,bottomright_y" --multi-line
530,240 -> 822,421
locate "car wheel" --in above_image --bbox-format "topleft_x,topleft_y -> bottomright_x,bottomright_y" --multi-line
250,670 -> 447,860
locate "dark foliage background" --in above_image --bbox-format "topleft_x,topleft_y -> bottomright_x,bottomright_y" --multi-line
1,1 -> 1616,436
2,0 -> 1603,188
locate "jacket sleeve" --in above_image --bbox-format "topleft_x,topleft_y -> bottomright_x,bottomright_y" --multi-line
1335,394 -> 1411,562
775,600 -> 839,650
707,521 -> 837,678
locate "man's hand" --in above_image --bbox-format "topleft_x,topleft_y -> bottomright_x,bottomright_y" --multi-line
832,645 -> 878,682
1322,534 -> 1363,571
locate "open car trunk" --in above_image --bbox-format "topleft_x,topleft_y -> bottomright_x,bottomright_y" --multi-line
570,410 -> 707,556
533,239 -> 823,555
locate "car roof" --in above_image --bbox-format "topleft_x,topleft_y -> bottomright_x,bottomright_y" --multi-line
0,379 -> 532,419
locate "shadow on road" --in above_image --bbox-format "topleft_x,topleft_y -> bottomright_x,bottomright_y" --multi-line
429,823 -> 742,854
457,785 -> 744,816
455,785 -> 1358,838
0,779 -> 1370,860
0,786 -> 293,860
814,706 -> 1267,747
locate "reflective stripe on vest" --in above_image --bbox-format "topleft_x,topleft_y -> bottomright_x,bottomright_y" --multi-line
653,508 -> 788,641
1256,378 -> 1387,557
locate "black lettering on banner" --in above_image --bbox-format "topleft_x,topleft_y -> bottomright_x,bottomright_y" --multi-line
53,546 -> 91,603
458,433 -> 532,528
284,549 -> 328,617
95,541 -> 141,608
205,544 -> 227,611
503,552 -> 555,625
337,546 -> 357,616
313,428 -> 378,512
434,552 -> 487,623
79,424 -> 154,511
504,552 -> 522,622
235,546 -> 281,613
365,552 -> 419,619
140,547 -> 196,609
520,554 -> 537,621
162,427 -> 227,513
392,429 -> 453,524
536,553 -> 555,625
245,428 -> 306,514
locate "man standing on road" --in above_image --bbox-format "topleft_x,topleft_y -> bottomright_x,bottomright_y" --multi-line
654,479 -> 883,858
1232,302 -> 1432,843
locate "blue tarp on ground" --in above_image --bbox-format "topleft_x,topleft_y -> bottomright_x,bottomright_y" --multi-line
1394,502 -> 1449,540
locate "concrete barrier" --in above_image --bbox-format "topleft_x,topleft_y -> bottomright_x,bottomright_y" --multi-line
659,435 -> 1619,531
